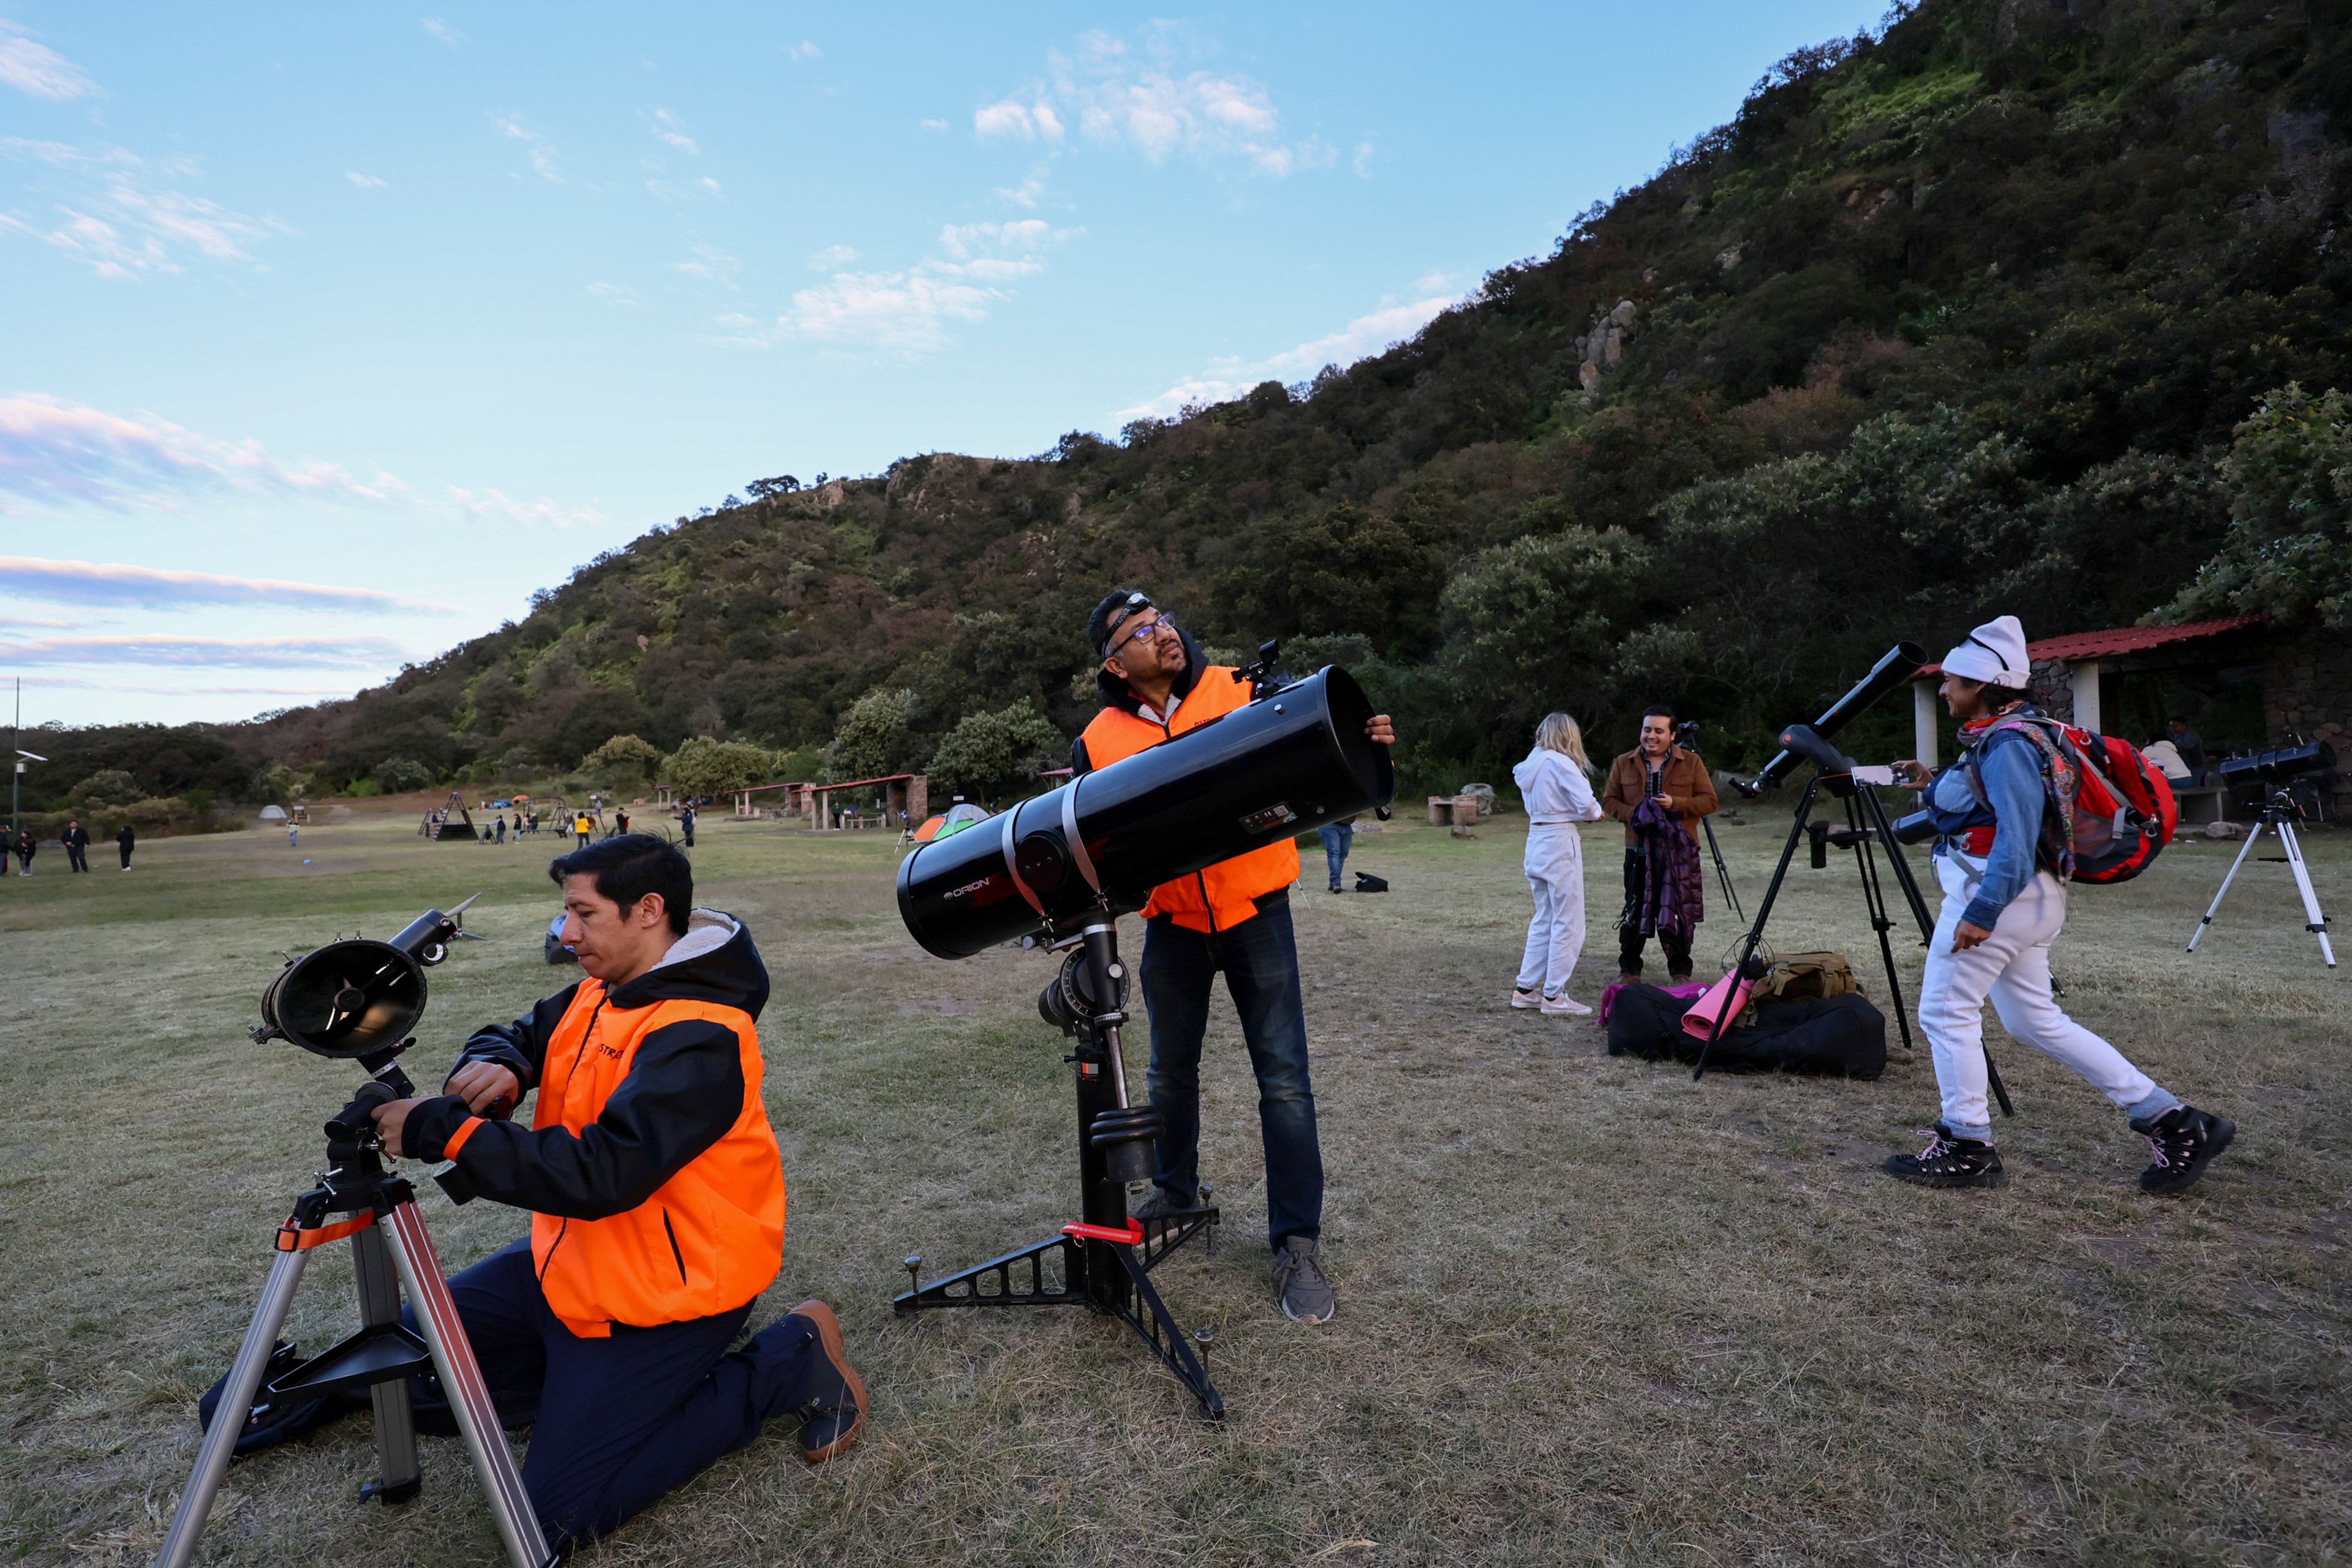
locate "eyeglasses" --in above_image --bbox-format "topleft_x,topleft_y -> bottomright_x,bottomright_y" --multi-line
1109,614 -> 1177,652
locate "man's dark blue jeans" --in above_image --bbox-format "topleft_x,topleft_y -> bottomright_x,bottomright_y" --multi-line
404,1240 -> 823,1551
1139,892 -> 1324,1251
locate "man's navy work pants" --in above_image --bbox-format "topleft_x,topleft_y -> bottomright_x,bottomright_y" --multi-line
1140,892 -> 1325,1251
406,1239 -> 820,1551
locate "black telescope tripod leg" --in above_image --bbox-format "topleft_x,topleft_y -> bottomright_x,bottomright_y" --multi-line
1106,1243 -> 1224,1417
1695,779 -> 1819,1081
1701,816 -> 1743,921
1844,791 -> 1916,1057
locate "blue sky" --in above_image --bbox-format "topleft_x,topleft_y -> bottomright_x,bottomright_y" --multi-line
1,2 -> 1888,728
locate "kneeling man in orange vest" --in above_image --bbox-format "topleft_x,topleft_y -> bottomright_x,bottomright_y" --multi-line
371,834 -> 865,1550
1076,590 -> 1396,1327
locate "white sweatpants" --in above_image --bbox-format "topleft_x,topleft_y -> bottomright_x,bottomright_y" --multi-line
1517,824 -> 1588,997
1918,852 -> 2168,1141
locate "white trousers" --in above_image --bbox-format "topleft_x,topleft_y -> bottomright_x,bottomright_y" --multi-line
1918,853 -> 2163,1140
1517,825 -> 1588,997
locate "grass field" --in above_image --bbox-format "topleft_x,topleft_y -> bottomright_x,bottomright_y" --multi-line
2,803 -> 2347,1567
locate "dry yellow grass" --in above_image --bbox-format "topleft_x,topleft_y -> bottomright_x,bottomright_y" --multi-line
1,804 -> 2346,1566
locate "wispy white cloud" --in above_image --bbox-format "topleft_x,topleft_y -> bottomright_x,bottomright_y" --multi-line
807,243 -> 860,270
995,167 -> 1049,208
0,556 -> 451,613
976,28 -> 1328,177
1353,140 -> 1374,178
649,108 -> 699,154
423,17 -> 467,48
673,242 -> 739,286
1112,290 -> 1460,423
0,633 -> 409,669
0,22 -> 98,101
0,393 -> 401,513
785,40 -> 821,62
772,220 -> 1071,353
28,676 -> 360,696
346,170 -> 388,189
586,281 -> 639,306
493,114 -> 560,182
0,138 -> 290,279
445,485 -> 605,529
918,118 -> 949,132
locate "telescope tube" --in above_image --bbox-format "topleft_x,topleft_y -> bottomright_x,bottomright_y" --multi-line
897,665 -> 1395,959
1745,642 -> 1928,794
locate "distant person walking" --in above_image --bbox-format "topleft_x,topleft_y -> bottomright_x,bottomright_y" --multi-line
1316,815 -> 1357,894
116,823 -> 135,870
614,808 -> 630,837
677,804 -> 696,848
574,812 -> 593,848
288,823 -> 300,847
15,828 -> 35,875
494,814 -> 507,844
1511,714 -> 1605,1016
63,819 -> 91,873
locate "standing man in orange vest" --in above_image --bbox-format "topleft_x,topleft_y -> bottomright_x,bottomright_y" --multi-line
367,834 -> 867,1550
1074,590 -> 1395,1326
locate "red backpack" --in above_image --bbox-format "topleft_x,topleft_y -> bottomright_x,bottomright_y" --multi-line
1967,716 -> 2178,885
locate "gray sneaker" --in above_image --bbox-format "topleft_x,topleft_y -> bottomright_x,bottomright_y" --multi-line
1273,1235 -> 1335,1324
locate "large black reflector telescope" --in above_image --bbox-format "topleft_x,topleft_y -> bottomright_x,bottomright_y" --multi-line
899,665 -> 1395,959
252,900 -> 475,1058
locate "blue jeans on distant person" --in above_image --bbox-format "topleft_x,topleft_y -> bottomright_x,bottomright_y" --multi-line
1140,893 -> 1324,1251
1317,823 -> 1354,890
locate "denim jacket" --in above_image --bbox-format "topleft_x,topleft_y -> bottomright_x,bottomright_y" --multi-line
1921,707 -> 2050,931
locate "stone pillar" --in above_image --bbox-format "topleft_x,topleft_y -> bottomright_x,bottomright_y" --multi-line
908,774 -> 929,822
2068,660 -> 2101,733
1913,678 -> 1940,767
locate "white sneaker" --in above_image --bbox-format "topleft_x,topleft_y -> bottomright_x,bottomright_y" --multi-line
1510,988 -> 1541,1010
1540,994 -> 1591,1017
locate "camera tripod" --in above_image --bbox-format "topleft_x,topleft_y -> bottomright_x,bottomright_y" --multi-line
1692,766 -> 2016,1118
1672,726 -> 1744,919
2187,790 -> 2337,968
892,913 -> 1225,1419
153,1045 -> 556,1568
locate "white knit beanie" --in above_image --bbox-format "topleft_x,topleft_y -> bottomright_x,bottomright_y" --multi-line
1941,614 -> 2031,687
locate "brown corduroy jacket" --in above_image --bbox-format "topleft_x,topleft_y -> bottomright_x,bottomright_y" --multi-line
1600,745 -> 1720,846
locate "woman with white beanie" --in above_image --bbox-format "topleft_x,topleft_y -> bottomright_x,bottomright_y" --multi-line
1511,712 -> 1605,1016
1888,614 -> 2236,1193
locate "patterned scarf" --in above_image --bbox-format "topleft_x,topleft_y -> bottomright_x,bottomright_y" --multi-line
1960,703 -> 2077,880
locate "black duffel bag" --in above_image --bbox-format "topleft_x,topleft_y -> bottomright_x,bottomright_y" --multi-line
1606,982 -> 1886,1079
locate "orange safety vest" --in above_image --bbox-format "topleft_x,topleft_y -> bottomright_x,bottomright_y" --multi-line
1079,667 -> 1300,933
454,983 -> 785,1337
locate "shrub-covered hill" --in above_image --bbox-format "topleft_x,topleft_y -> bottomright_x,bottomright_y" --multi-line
246,0 -> 2352,794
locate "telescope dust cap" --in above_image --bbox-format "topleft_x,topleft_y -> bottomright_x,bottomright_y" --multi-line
1942,614 -> 2030,687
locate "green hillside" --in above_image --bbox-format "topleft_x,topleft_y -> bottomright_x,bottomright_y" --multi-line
222,0 -> 2352,797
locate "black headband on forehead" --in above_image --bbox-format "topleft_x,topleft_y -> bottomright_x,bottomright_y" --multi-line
1095,591 -> 1156,657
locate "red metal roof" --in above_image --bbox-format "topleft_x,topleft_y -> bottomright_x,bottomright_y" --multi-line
1920,615 -> 2263,674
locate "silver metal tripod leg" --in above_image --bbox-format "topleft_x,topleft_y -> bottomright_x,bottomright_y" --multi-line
2275,821 -> 2338,967
350,1223 -> 420,1498
2187,820 -> 2265,952
152,1249 -> 310,1568
382,1201 -> 555,1568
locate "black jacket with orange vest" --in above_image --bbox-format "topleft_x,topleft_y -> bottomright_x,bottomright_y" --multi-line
402,910 -> 785,1338
1072,627 -> 1300,933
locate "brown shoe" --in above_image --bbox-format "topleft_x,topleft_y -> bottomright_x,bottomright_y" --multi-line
787,1300 -> 868,1463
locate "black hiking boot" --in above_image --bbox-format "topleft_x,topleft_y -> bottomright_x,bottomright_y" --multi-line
2131,1104 -> 2236,1194
1883,1123 -> 2007,1189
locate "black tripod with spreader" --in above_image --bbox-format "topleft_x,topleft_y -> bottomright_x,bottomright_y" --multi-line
1700,722 -> 2015,1118
892,911 -> 1224,1417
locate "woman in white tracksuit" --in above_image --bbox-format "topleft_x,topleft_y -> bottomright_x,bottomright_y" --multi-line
1887,614 -> 2237,1194
1511,713 -> 1604,1016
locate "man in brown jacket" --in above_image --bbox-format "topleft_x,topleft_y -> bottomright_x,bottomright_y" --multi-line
1601,706 -> 1720,982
